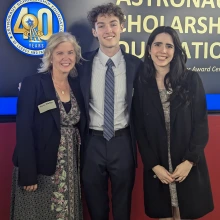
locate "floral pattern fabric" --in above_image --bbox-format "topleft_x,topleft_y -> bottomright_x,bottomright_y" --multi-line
10,89 -> 83,220
159,89 -> 179,207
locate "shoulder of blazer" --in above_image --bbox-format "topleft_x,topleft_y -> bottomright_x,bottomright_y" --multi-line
22,72 -> 44,84
186,70 -> 200,82
185,70 -> 205,98
21,72 -> 54,90
121,49 -> 142,66
178,70 -> 201,93
76,49 -> 98,73
82,49 -> 98,61
134,63 -> 155,87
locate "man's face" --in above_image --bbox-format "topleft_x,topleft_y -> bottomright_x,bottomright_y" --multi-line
92,14 -> 123,52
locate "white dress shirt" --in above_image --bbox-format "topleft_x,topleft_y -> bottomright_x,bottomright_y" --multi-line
89,49 -> 129,131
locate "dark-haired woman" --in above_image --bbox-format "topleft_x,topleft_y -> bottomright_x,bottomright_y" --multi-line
133,26 -> 214,220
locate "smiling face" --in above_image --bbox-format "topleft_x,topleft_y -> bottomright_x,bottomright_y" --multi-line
92,14 -> 123,54
149,32 -> 175,73
51,41 -> 76,75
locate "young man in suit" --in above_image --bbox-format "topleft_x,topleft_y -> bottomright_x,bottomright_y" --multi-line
77,3 -> 142,220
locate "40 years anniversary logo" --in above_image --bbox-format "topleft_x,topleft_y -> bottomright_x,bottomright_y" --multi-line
5,0 -> 65,56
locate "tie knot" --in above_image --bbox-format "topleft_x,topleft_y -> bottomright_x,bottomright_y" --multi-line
106,59 -> 114,68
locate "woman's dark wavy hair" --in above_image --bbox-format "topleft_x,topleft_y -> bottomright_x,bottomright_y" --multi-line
143,26 -> 190,105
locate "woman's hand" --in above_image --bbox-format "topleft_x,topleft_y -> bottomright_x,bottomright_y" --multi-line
171,160 -> 193,183
23,184 -> 38,192
152,165 -> 174,184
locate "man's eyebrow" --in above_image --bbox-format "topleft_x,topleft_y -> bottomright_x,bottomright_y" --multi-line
110,20 -> 118,23
96,22 -> 105,25
96,20 -> 119,25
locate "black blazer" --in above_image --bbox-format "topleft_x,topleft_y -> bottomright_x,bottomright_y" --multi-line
77,49 -> 142,166
12,73 -> 86,186
133,68 -> 214,218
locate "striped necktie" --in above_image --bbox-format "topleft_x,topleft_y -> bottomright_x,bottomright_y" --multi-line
103,58 -> 115,141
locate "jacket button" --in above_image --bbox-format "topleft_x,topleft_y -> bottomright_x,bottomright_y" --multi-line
153,175 -> 157,178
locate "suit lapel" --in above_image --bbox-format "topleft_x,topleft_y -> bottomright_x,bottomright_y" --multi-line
68,77 -> 82,112
41,73 -> 60,131
122,51 -> 136,113
147,77 -> 166,125
147,77 -> 182,129
170,95 -> 182,129
79,50 -> 98,118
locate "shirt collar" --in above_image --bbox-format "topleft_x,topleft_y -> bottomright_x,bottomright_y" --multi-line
97,48 -> 122,68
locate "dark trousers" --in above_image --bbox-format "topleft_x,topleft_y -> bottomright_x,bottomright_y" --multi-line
82,129 -> 135,220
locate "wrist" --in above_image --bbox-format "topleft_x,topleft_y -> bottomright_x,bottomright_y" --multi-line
185,160 -> 194,166
152,165 -> 160,172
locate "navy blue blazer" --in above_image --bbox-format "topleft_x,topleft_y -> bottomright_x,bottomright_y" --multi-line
12,73 -> 86,186
77,49 -> 142,166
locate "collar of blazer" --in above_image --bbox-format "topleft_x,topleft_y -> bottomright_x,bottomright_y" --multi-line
41,73 -> 60,131
40,72 -> 80,131
79,47 -> 138,114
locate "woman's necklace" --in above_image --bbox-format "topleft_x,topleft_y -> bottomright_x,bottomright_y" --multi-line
156,74 -> 172,95
52,79 -> 69,95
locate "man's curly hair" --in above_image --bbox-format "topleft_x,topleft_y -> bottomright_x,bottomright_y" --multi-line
87,3 -> 125,28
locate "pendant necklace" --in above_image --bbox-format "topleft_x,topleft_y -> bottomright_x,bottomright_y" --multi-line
52,79 -> 69,95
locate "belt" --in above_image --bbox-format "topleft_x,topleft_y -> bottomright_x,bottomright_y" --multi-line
89,127 -> 130,137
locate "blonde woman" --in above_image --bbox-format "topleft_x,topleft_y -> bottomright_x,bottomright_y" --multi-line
10,32 -> 85,220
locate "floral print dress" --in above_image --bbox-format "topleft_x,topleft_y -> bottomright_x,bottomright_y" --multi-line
10,90 -> 83,220
159,89 -> 179,207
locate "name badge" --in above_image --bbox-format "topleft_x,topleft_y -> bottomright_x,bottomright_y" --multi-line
38,100 -> 57,113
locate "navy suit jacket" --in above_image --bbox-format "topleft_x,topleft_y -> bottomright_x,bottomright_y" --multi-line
12,73 -> 86,186
77,49 -> 142,166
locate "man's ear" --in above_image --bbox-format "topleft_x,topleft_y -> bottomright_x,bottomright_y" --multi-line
92,28 -> 97,37
120,23 -> 124,33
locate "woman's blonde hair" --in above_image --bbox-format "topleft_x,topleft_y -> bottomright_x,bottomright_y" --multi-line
38,32 -> 82,76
